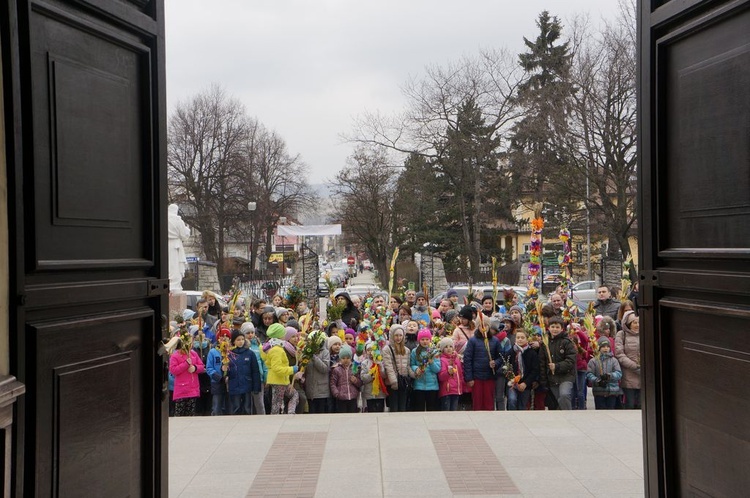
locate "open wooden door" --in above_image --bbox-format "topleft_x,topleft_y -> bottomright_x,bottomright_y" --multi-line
2,0 -> 168,495
638,0 -> 750,496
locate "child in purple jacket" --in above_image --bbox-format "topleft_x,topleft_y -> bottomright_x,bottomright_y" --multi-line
329,345 -> 361,413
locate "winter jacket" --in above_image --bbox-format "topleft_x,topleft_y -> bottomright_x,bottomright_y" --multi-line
227,345 -> 261,395
330,363 -> 361,401
405,334 -> 418,353
169,350 -> 206,400
360,358 -> 387,400
586,352 -> 623,396
382,344 -> 412,389
411,307 -> 431,328
463,335 -> 503,382
303,349 -> 331,400
539,332 -> 578,386
615,318 -> 640,389
510,345 -> 540,388
261,344 -> 294,386
248,339 -> 268,384
452,326 -> 473,356
341,307 -> 361,329
410,348 -> 441,391
571,330 -> 591,371
593,298 -> 621,320
192,339 -> 213,395
205,347 -> 228,395
437,352 -> 464,397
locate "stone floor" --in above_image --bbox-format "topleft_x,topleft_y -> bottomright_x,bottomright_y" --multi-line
169,410 -> 645,497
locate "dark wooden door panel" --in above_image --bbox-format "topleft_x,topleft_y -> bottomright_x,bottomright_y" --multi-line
659,299 -> 750,496
640,0 -> 750,496
660,6 -> 750,256
30,309 -> 155,497
30,5 -> 153,270
4,0 -> 167,495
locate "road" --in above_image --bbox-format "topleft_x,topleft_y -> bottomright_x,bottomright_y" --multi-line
347,269 -> 378,287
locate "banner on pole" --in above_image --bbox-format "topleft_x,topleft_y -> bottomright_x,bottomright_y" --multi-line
277,224 -> 342,236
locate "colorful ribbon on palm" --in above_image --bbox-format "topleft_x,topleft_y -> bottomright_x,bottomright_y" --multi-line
352,298 -> 394,396
558,227 -> 572,294
526,217 -> 544,300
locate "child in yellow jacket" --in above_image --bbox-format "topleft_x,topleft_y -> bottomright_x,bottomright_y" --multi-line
261,323 -> 301,414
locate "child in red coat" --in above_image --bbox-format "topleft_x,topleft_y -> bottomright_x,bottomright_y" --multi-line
569,323 -> 591,410
437,338 -> 464,411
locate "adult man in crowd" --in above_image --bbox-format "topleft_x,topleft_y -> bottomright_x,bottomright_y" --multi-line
548,293 -> 565,318
593,285 -> 620,319
404,289 -> 417,308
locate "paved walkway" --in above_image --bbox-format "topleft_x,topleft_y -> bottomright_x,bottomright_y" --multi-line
169,410 -> 644,497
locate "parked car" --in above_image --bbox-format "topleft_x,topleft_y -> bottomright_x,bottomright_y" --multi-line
345,284 -> 385,300
568,280 -> 597,304
317,277 -> 331,297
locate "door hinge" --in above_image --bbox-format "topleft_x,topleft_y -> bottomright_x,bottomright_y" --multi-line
639,270 -> 660,287
147,278 -> 170,297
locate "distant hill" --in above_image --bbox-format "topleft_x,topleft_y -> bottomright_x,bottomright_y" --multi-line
300,183 -> 337,224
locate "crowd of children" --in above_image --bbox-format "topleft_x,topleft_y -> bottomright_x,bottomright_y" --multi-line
168,285 -> 641,416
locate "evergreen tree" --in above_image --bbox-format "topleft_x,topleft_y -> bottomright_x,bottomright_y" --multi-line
438,98 -> 504,280
393,153 -> 454,257
510,11 -> 576,206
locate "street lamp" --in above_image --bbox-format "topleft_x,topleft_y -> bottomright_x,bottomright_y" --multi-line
422,242 -> 435,297
248,202 -> 256,279
279,216 -> 287,279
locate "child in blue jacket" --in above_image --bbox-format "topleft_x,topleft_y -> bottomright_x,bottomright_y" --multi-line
241,322 -> 267,414
410,329 -> 441,411
205,328 -> 232,415
586,337 -> 623,410
227,330 -> 262,415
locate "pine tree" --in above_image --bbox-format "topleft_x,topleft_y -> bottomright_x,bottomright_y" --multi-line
510,11 -> 576,205
438,98 -> 503,280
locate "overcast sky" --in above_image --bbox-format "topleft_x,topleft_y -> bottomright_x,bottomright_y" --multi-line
165,0 -> 621,183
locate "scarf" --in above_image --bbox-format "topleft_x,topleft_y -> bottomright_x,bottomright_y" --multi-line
283,340 -> 297,358
513,343 -> 528,377
262,338 -> 284,353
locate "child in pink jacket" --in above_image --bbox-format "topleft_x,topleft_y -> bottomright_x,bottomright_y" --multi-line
437,338 -> 464,411
169,333 -> 206,416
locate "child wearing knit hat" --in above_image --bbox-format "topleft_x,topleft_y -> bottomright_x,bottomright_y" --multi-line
326,335 -> 343,413
330,345 -> 362,413
437,337 -> 464,411
226,331 -> 261,415
586,336 -> 623,410
409,329 -> 441,411
241,321 -> 267,415
261,323 -> 300,414
343,328 -> 357,348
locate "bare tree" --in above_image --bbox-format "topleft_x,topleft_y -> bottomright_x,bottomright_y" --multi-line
563,6 -> 638,263
347,50 -> 523,278
167,85 -> 249,277
330,146 -> 399,287
240,124 -> 314,273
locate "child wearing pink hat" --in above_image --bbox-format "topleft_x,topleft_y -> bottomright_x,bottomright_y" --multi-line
409,329 -> 441,411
